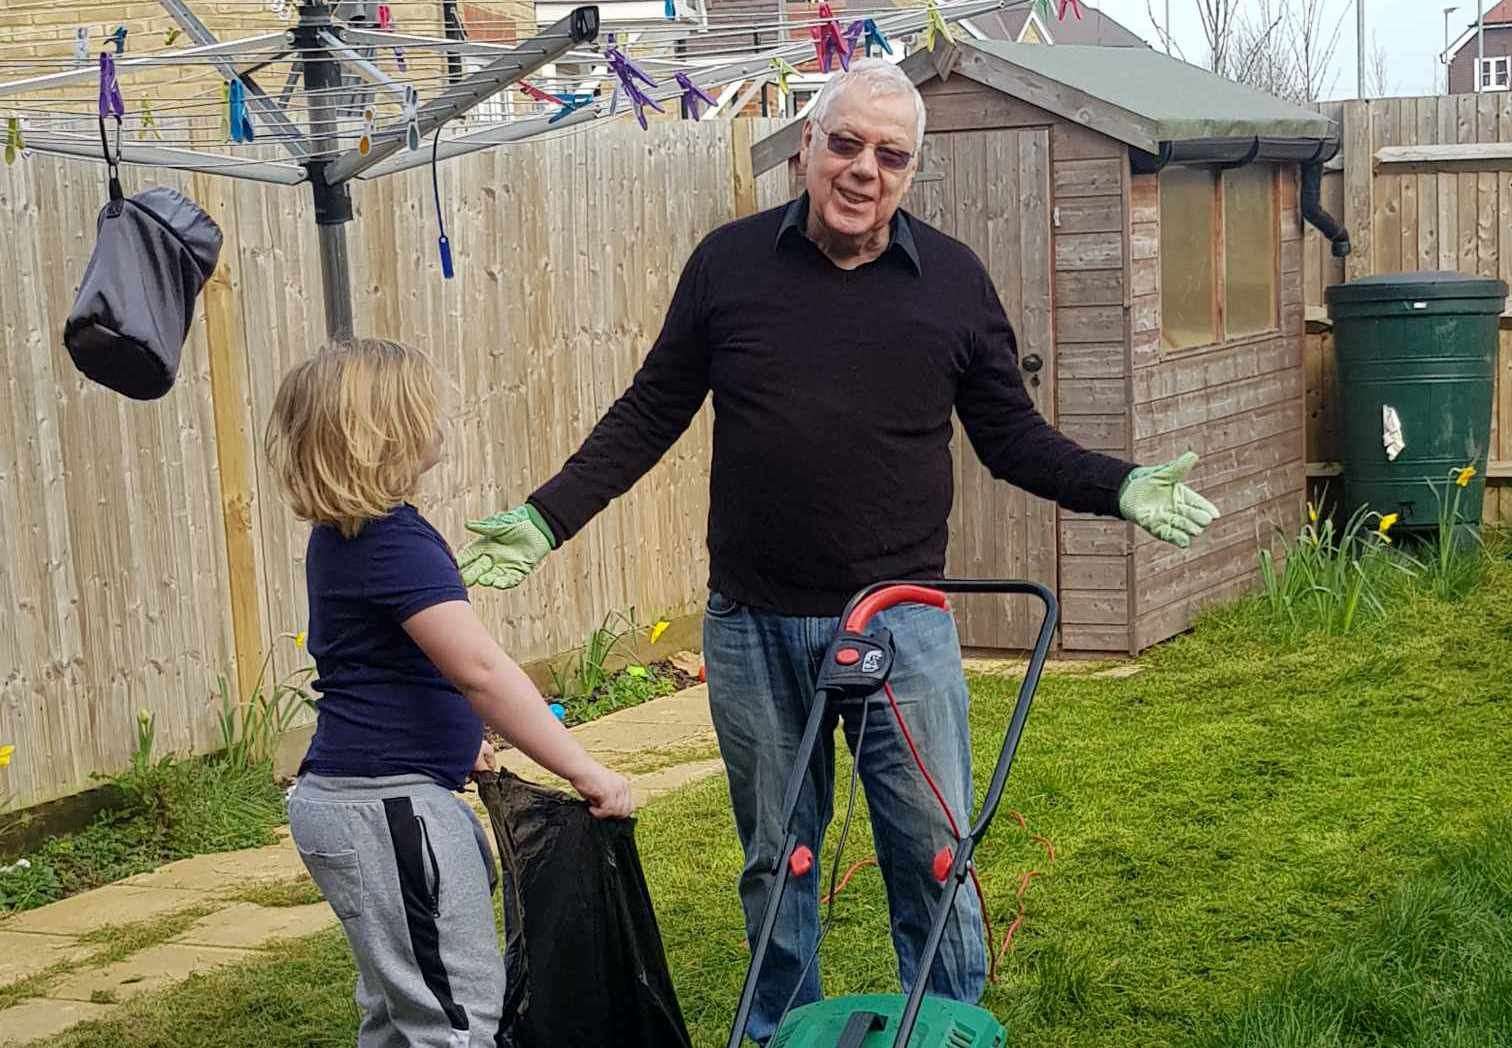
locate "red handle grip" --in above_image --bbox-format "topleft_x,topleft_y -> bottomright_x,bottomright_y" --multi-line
843,584 -> 949,633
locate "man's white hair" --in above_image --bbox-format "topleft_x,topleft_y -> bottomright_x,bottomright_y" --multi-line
808,58 -> 927,151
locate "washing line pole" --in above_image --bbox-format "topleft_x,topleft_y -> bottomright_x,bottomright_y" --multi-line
295,2 -> 357,341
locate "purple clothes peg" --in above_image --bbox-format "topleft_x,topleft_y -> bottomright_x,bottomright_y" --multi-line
674,73 -> 717,120
98,52 -> 124,121
605,45 -> 662,130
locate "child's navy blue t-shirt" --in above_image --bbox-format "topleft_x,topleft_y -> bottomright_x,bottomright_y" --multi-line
299,503 -> 483,791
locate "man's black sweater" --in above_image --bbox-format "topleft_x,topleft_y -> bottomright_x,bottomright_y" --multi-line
529,196 -> 1135,617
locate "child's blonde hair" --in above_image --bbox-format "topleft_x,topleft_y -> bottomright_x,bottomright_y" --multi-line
265,338 -> 439,538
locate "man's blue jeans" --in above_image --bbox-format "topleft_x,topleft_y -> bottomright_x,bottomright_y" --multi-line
703,591 -> 987,1045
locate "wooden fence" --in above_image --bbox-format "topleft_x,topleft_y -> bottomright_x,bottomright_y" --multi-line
0,119 -> 786,810
1305,95 -> 1512,521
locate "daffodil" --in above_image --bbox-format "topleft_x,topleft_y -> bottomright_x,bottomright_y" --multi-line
294,630 -> 307,650
1455,465 -> 1476,488
0,744 -> 14,769
649,620 -> 670,645
1377,513 -> 1398,543
1307,502 -> 1318,524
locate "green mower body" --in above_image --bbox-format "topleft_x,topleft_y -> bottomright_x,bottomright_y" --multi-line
770,994 -> 1006,1047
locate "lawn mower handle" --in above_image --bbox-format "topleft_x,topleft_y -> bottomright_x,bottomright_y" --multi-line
726,580 -> 1058,1048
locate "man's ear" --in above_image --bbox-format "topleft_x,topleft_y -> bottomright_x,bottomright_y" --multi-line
798,120 -> 813,168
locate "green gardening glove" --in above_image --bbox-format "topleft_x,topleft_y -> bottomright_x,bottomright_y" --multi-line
457,504 -> 556,589
1117,451 -> 1220,549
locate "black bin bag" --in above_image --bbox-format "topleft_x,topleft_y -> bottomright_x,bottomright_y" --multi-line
63,185 -> 223,400
476,769 -> 694,1048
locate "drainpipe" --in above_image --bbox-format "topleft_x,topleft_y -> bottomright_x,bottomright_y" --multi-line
1301,158 -> 1351,258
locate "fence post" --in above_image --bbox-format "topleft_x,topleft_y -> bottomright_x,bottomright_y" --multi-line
193,173 -> 267,706
731,118 -> 758,218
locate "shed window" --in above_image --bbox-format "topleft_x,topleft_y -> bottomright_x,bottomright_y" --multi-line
1159,164 -> 1280,350
1224,165 -> 1278,338
1159,168 -> 1218,350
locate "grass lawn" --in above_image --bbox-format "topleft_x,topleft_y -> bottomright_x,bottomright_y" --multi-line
36,549 -> 1512,1048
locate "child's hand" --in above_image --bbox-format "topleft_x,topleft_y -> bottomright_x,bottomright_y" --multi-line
472,739 -> 496,775
570,762 -> 634,819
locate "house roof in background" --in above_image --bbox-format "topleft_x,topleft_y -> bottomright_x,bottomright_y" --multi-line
1448,2 -> 1512,57
966,3 -> 1147,47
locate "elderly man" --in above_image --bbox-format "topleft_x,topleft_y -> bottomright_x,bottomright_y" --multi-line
459,59 -> 1216,1043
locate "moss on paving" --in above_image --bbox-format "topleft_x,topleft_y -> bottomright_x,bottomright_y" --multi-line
31,554 -> 1512,1048
224,879 -> 325,909
609,740 -> 723,776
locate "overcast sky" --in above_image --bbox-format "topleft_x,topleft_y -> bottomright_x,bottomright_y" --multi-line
1090,0 -> 1495,100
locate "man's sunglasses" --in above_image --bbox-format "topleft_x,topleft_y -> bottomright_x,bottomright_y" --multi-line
819,128 -> 913,172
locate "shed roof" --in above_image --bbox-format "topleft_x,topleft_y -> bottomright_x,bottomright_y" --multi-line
967,40 -> 1334,144
751,39 -> 1338,174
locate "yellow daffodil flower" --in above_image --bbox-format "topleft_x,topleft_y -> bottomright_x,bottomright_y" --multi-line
295,630 -> 307,650
649,620 -> 670,645
0,744 -> 14,768
1455,466 -> 1476,488
1377,513 -> 1398,543
1307,502 -> 1318,524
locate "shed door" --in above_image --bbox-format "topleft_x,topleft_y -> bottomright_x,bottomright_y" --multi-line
906,127 -> 1057,652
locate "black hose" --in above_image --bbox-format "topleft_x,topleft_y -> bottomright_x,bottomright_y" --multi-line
1301,160 -> 1351,258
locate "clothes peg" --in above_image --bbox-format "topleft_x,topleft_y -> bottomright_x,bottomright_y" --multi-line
108,26 -> 127,55
770,56 -> 800,96
228,79 -> 255,142
164,27 -> 181,46
810,2 -> 851,73
605,46 -> 662,130
403,87 -> 420,151
74,27 -> 90,64
394,46 -> 407,71
520,81 -> 566,106
675,72 -> 717,120
141,99 -> 162,140
358,103 -> 375,155
1059,0 -> 1083,19
377,4 -> 393,30
98,52 -> 125,123
845,18 -> 892,57
922,0 -> 953,51
4,118 -> 23,166
663,0 -> 676,18
548,92 -> 595,124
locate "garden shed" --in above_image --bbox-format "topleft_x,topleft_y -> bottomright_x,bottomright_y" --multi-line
752,41 -> 1347,655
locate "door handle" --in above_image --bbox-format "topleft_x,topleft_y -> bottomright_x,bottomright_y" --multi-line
1021,353 -> 1043,373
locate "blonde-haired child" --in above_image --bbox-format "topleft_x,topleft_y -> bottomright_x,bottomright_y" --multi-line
266,338 -> 632,1046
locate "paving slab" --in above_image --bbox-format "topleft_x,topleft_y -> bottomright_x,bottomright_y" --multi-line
122,844 -> 309,892
171,902 -> 337,950
48,943 -> 255,1004
0,997 -> 118,1045
0,930 -> 94,986
1,886 -> 211,937
569,717 -> 713,755
602,686 -> 712,727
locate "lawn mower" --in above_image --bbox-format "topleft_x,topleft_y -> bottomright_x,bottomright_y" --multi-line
726,579 -> 1058,1048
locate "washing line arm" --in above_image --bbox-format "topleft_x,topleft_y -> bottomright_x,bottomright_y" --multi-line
158,0 -> 310,157
324,5 -> 600,183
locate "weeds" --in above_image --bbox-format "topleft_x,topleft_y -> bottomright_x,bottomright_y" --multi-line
548,609 -> 680,725
227,878 -> 324,909
0,712 -> 287,914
